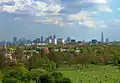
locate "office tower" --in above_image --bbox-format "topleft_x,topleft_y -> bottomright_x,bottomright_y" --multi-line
66,37 -> 71,43
48,35 -> 52,39
48,38 -> 52,44
13,37 -> 17,45
21,37 -> 27,44
71,39 -> 76,43
106,38 -> 109,43
57,38 -> 62,44
41,35 -> 44,43
52,38 -> 57,45
36,38 -> 40,43
18,38 -> 22,45
101,32 -> 104,43
53,34 -> 56,39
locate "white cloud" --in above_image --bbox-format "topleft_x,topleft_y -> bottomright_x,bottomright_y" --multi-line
68,11 -> 94,21
80,0 -> 108,4
68,11 -> 96,28
97,5 -> 112,12
95,19 -> 120,28
0,0 -> 113,29
0,0 -> 64,16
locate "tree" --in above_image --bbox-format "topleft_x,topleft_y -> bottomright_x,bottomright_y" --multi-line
2,63 -> 28,83
75,54 -> 89,68
28,54 -> 44,70
0,50 -> 6,69
13,47 -> 25,62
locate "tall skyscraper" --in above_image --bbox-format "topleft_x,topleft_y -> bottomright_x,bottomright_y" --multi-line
101,32 -> 104,43
13,37 -> 17,45
41,35 -> 44,43
53,34 -> 56,39
66,37 -> 71,43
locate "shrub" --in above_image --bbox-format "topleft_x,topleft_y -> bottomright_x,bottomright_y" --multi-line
55,77 -> 72,83
39,73 -> 54,83
51,72 -> 63,79
2,77 -> 21,83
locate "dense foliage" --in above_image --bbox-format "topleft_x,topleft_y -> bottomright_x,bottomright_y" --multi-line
0,44 -> 120,82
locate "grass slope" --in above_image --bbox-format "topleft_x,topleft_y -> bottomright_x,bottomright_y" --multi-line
56,65 -> 120,83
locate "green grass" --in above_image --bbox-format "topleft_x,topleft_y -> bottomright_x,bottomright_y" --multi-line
56,64 -> 120,83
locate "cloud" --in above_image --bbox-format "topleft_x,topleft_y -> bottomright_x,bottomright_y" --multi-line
105,19 -> 120,28
68,11 -> 96,28
0,0 -> 112,28
80,0 -> 108,4
94,19 -> 120,28
0,0 -> 64,16
96,5 -> 112,12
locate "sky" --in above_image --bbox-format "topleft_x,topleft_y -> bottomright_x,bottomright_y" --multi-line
0,0 -> 120,41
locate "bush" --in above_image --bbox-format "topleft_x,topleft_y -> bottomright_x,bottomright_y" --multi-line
55,77 -> 72,83
51,72 -> 63,79
39,73 -> 54,83
2,77 -> 21,83
0,71 -> 3,82
22,68 -> 46,82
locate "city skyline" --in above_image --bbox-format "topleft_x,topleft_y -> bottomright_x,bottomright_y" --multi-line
0,0 -> 120,41
0,32 -> 107,42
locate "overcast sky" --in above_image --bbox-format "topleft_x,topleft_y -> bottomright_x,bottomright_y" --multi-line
0,0 -> 120,41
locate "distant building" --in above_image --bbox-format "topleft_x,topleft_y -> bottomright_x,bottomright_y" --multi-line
53,34 -> 56,39
26,40 -> 32,44
105,38 -> 109,43
13,37 -> 17,45
41,35 -> 44,43
48,35 -> 52,39
101,32 -> 104,43
36,38 -> 40,43
48,38 -> 52,44
71,39 -> 76,43
47,34 -> 57,45
91,39 -> 98,45
66,37 -> 71,43
57,38 -> 62,44
78,41 -> 82,43
52,38 -> 57,45
21,37 -> 27,44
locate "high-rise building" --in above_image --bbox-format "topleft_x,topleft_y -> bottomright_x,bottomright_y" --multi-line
41,35 -> 44,43
57,38 -> 62,44
36,38 -> 40,43
13,37 -> 17,45
106,38 -> 109,43
66,37 -> 71,43
48,35 -> 52,39
53,34 -> 56,39
101,32 -> 104,43
21,37 -> 27,44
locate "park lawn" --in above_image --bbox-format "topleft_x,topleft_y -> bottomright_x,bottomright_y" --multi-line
56,64 -> 120,83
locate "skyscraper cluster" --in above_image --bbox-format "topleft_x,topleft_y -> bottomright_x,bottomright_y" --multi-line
0,32 -> 110,46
